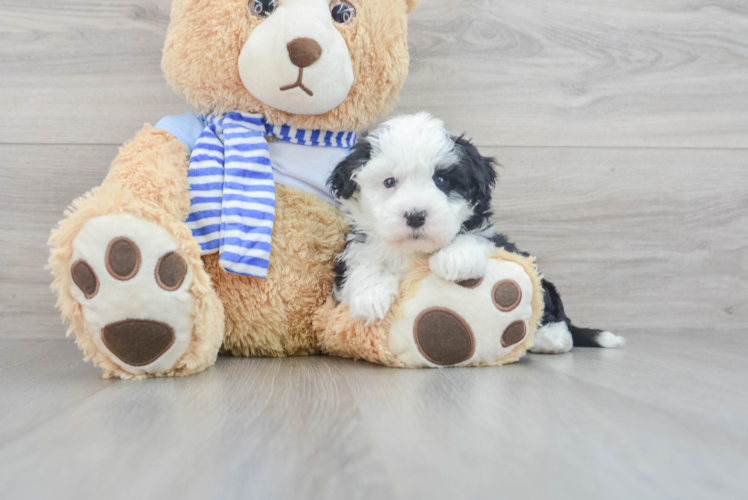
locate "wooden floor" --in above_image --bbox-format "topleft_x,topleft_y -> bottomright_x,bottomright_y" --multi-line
0,1 -> 746,498
0,330 -> 746,500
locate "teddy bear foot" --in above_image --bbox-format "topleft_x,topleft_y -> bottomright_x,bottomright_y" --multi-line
69,214 -> 199,377
387,254 -> 541,368
314,251 -> 543,369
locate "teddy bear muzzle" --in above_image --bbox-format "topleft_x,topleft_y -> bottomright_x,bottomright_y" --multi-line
237,0 -> 354,114
280,37 -> 323,97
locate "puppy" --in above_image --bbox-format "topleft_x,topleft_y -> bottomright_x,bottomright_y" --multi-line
327,113 -> 624,353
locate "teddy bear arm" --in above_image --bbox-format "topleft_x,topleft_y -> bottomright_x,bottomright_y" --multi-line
102,124 -> 192,220
48,124 -> 225,379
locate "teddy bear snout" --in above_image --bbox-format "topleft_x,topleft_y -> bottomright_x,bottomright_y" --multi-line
287,37 -> 323,68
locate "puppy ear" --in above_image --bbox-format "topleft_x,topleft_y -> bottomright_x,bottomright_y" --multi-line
328,138 -> 372,200
405,0 -> 420,14
453,135 -> 498,212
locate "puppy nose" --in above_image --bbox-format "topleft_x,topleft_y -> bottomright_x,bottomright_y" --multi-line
405,211 -> 427,229
287,37 -> 322,68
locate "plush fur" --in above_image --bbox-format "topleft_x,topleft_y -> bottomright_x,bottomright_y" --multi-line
208,184 -> 348,358
48,129 -> 225,379
49,0 -> 420,379
163,0 -> 418,131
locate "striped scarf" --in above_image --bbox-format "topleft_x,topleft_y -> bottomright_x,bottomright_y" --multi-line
185,112 -> 357,278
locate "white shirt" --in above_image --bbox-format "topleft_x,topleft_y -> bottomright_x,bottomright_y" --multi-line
268,140 -> 348,206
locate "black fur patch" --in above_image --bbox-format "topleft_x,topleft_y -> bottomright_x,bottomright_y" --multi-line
435,136 -> 498,233
490,236 -> 607,347
489,233 -> 528,257
332,259 -> 347,299
332,230 -> 367,298
540,278 -> 605,347
327,137 -> 372,200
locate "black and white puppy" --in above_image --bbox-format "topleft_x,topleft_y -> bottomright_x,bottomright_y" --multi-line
327,113 -> 624,353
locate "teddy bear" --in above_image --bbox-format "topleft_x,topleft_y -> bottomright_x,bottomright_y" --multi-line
48,0 -> 544,379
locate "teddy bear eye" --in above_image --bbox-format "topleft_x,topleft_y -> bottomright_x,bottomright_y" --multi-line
383,178 -> 397,189
330,1 -> 356,25
250,0 -> 278,18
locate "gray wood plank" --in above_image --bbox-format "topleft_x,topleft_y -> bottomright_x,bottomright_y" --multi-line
485,146 -> 748,333
2,144 -> 745,338
537,328 -> 748,438
341,333 -> 748,500
0,0 -> 190,146
0,145 -> 116,338
0,339 -> 113,447
402,0 -> 748,148
1,0 -> 747,148
0,344 -> 396,500
0,332 -> 746,500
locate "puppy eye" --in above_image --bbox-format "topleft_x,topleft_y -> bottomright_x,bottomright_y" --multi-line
250,0 -> 278,18
434,175 -> 448,188
383,178 -> 397,189
330,1 -> 356,25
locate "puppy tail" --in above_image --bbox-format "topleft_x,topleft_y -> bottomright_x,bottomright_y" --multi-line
567,324 -> 626,349
541,279 -> 626,349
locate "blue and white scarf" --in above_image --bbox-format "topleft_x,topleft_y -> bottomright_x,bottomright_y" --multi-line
185,112 -> 357,278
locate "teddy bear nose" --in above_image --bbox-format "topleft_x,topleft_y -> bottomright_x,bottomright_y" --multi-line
287,37 -> 323,68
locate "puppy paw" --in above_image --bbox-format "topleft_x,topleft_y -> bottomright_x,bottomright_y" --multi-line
349,287 -> 397,322
529,322 -> 573,354
429,244 -> 488,282
597,331 -> 626,348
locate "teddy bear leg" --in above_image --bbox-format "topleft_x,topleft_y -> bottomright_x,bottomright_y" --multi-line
387,251 -> 544,367
315,250 -> 546,368
49,126 -> 224,379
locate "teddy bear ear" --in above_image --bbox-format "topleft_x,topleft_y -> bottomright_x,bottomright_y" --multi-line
405,0 -> 420,14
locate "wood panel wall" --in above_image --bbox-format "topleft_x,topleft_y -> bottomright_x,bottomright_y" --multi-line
1,0 -> 746,338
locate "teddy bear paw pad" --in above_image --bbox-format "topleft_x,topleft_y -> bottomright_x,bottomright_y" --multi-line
414,308 -> 475,365
389,259 -> 535,368
69,215 -> 194,375
102,319 -> 175,367
105,237 -> 141,280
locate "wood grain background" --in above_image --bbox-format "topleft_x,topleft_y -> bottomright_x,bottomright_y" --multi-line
1,2 -> 748,499
0,0 -> 746,336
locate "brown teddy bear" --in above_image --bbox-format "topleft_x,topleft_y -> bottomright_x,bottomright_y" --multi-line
49,0 -> 543,379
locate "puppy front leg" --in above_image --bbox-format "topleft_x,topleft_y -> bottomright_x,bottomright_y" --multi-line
429,234 -> 494,282
345,265 -> 401,323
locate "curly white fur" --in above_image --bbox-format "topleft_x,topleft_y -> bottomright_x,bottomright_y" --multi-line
332,114 -> 496,321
